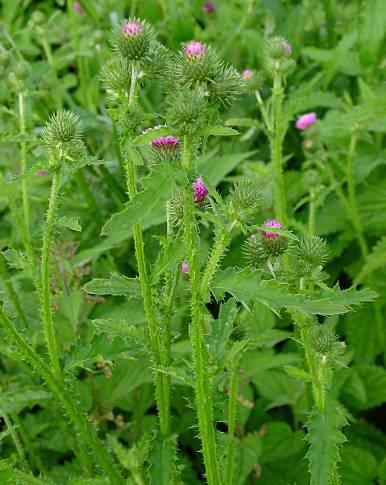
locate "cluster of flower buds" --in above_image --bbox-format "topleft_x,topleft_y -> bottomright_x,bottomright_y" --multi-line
263,36 -> 295,78
243,219 -> 288,264
150,135 -> 180,162
296,235 -> 329,277
41,110 -> 85,164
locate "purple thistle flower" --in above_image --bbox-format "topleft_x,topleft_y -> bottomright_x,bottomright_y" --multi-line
36,169 -> 48,177
262,219 -> 282,239
73,1 -> 84,15
181,261 -> 189,273
123,20 -> 142,37
203,1 -> 216,13
296,112 -> 317,131
242,69 -> 253,79
185,40 -> 206,58
193,177 -> 209,203
150,136 -> 180,148
283,41 -> 292,56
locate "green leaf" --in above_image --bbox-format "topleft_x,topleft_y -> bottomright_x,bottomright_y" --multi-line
198,151 -> 256,186
91,319 -> 146,342
251,369 -> 305,409
225,118 -> 260,128
284,365 -> 312,382
83,274 -> 141,297
102,162 -> 184,236
260,422 -> 306,463
57,215 -> 81,232
194,125 -> 239,136
358,0 -> 386,65
305,400 -> 347,485
107,434 -> 149,484
132,127 -> 171,145
340,446 -> 379,485
355,236 -> 386,283
0,387 -> 52,414
147,434 -> 179,485
347,365 -> 386,410
3,249 -> 29,272
235,433 -> 262,485
209,299 -> 238,362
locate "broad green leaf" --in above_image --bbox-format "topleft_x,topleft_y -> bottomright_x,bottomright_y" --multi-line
91,319 -> 146,342
102,162 -> 184,236
225,118 -> 260,128
343,308 -> 382,363
260,422 -> 306,463
252,369 -> 305,409
198,151 -> 257,186
83,274 -> 141,297
235,433 -> 262,485
0,387 -> 51,414
209,299 -> 238,362
305,400 -> 347,485
340,446 -> 378,485
147,434 -> 179,485
347,365 -> 386,410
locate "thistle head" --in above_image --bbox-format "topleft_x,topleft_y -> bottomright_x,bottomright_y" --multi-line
243,219 -> 288,264
296,112 -> 317,130
264,36 -> 295,77
166,90 -> 208,135
181,261 -> 189,273
229,178 -> 261,224
112,18 -> 155,61
184,40 -> 206,58
100,58 -> 132,102
41,110 -> 84,159
242,69 -> 253,79
150,135 -> 180,162
203,1 -> 216,13
283,41 -> 292,56
296,235 -> 329,276
311,325 -> 345,364
193,177 -> 208,203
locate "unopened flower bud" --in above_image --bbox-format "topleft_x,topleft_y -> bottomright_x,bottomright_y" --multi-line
296,235 -> 329,276
243,219 -> 288,264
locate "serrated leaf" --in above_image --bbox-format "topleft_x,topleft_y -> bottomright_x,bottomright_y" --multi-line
347,365 -> 386,410
305,400 -> 347,485
284,365 -> 312,382
0,387 -> 52,414
147,434 -> 179,485
102,162 -> 184,236
83,274 -> 141,297
91,319 -> 146,342
3,249 -> 29,271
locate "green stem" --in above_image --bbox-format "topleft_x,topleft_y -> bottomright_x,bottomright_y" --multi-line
308,188 -> 316,235
0,305 -> 123,484
18,92 -> 34,265
224,358 -> 239,485
0,252 -> 28,328
0,405 -> 26,464
271,73 -> 287,226
182,147 -> 221,483
40,169 -> 61,378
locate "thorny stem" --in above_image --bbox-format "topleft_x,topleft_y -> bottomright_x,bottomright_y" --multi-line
271,73 -> 288,226
40,168 -> 61,379
123,65 -> 171,436
200,228 -> 229,296
182,141 -> 221,485
0,305 -> 123,484
224,357 -> 239,485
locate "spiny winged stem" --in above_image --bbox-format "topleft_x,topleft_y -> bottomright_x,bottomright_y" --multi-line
271,72 -> 288,226
224,356 -> 239,485
124,63 -> 171,437
200,228 -> 230,296
0,305 -> 123,484
18,92 -> 35,266
40,167 -> 61,379
181,139 -> 221,485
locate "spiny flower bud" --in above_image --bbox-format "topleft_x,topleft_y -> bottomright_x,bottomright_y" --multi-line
193,177 -> 208,203
112,18 -> 154,61
243,220 -> 288,263
264,36 -> 295,77
181,262 -> 189,273
311,325 -> 343,358
41,110 -> 84,157
296,112 -> 317,130
207,64 -> 243,107
229,178 -> 261,222
296,235 -> 329,276
178,41 -> 219,83
118,104 -> 144,135
166,90 -> 208,135
150,136 -> 180,162
169,192 -> 184,228
100,58 -> 131,102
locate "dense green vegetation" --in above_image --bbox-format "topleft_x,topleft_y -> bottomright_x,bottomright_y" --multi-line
0,1 -> 385,484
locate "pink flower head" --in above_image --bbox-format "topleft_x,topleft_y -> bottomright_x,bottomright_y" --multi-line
73,1 -> 84,15
193,177 -> 208,203
185,40 -> 206,58
242,69 -> 253,79
150,136 -> 180,148
283,41 -> 292,56
181,262 -> 189,273
123,21 -> 142,37
203,1 -> 216,13
36,169 -> 48,177
262,219 -> 282,239
296,112 -> 317,131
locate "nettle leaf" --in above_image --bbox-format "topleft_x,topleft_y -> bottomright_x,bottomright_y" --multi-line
211,268 -> 377,316
260,422 -> 306,464
305,400 -> 347,485
251,369 -> 305,409
0,387 -> 52,414
102,161 -> 184,237
343,308 -> 382,363
346,364 -> 386,410
340,446 -> 379,485
91,319 -> 146,343
83,274 -> 141,298
147,433 -> 179,485
235,433 -> 262,485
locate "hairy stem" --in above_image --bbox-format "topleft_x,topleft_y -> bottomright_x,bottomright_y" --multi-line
224,358 -> 239,485
200,229 -> 229,297
0,305 -> 123,483
271,73 -> 287,226
40,169 -> 61,378
182,141 -> 221,484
